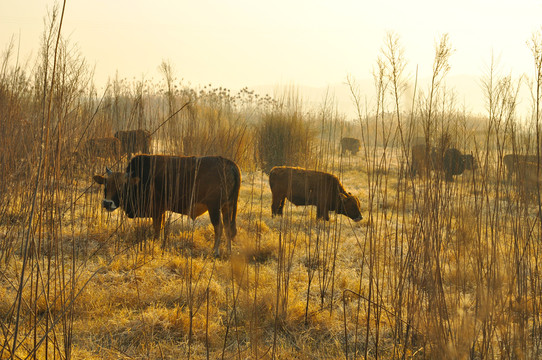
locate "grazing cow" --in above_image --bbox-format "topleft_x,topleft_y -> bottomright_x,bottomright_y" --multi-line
503,154 -> 540,182
114,129 -> 152,157
93,155 -> 241,257
411,145 -> 476,182
340,137 -> 361,155
269,166 -> 362,221
80,137 -> 121,160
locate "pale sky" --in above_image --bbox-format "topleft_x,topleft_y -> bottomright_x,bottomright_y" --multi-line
1,0 -> 542,115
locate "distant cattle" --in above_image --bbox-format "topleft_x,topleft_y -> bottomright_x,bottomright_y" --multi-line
410,144 -> 476,182
340,137 -> 361,155
80,137 -> 121,160
503,154 -> 540,182
114,129 -> 152,157
269,166 -> 362,222
93,155 -> 241,257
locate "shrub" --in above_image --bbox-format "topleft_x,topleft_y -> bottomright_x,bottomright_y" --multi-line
255,111 -> 316,173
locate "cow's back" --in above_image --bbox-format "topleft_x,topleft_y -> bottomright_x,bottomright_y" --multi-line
115,129 -> 151,156
269,166 -> 339,205
81,137 -> 121,160
126,155 -> 240,214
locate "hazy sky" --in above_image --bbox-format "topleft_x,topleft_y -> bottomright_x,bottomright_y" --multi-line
1,0 -> 542,113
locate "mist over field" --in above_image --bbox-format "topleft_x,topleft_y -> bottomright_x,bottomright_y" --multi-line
2,2 -> 542,359
252,74 -> 493,120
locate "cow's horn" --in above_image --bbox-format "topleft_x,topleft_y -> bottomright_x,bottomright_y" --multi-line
106,167 -> 113,175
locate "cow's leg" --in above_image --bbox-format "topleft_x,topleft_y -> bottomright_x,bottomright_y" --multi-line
316,204 -> 330,221
208,206 -> 223,257
271,193 -> 286,216
221,204 -> 236,253
152,212 -> 165,243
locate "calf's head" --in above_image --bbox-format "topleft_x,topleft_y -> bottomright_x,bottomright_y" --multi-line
338,192 -> 363,222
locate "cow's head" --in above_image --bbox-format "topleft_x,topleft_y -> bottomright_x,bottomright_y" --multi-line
338,192 -> 363,222
463,154 -> 478,170
93,168 -> 140,215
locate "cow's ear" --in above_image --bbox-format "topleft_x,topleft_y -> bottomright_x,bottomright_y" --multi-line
93,175 -> 106,185
129,176 -> 140,185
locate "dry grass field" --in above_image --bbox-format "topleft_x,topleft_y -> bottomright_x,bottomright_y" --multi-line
3,11 -> 542,360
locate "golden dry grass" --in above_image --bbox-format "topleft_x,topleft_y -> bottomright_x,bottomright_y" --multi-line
3,14 -> 542,359
3,152 -> 542,359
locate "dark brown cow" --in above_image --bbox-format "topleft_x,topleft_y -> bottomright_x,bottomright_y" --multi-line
269,166 -> 362,221
411,145 -> 476,182
114,129 -> 152,157
93,155 -> 241,257
441,148 -> 467,182
80,137 -> 121,160
340,137 -> 361,155
503,154 -> 540,182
